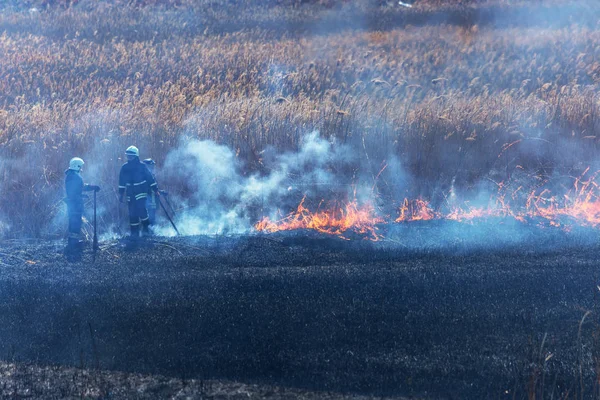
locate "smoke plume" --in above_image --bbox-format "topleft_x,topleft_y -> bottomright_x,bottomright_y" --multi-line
157,130 -> 376,236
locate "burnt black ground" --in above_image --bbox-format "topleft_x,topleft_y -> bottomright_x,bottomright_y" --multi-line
1,223 -> 600,399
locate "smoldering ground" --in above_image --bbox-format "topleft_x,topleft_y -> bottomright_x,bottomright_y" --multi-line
1,232 -> 600,399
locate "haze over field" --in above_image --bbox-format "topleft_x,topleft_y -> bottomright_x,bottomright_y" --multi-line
0,0 -> 598,241
3,2 -> 600,399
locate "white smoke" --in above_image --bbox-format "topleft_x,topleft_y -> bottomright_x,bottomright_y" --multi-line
157,131 -> 363,236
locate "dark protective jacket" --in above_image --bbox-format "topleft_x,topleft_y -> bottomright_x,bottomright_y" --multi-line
65,169 -> 93,213
118,157 -> 158,202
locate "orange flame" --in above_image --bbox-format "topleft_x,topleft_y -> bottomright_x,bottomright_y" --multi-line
255,169 -> 600,240
395,198 -> 436,222
255,196 -> 383,241
396,170 -> 600,227
521,169 -> 600,227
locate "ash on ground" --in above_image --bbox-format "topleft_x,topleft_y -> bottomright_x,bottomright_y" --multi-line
0,224 -> 599,398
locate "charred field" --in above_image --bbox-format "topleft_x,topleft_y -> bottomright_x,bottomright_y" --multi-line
0,0 -> 600,398
2,223 -> 600,399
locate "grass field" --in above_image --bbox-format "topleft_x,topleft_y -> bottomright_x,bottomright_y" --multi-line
0,0 -> 598,238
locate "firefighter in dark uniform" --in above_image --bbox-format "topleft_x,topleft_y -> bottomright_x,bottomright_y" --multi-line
65,157 -> 100,250
118,146 -> 159,238
142,158 -> 158,225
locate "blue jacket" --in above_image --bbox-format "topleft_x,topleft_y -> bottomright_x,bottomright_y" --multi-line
118,157 -> 158,202
65,169 -> 93,213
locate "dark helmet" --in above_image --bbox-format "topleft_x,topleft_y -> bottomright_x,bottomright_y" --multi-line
143,158 -> 156,166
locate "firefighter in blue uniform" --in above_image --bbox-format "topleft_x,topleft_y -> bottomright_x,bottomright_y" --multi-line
118,146 -> 159,238
65,157 -> 100,251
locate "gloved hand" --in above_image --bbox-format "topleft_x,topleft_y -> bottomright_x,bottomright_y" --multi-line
159,190 -> 168,196
90,185 -> 100,192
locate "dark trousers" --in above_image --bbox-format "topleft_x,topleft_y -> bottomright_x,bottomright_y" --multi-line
128,198 -> 150,236
67,204 -> 83,246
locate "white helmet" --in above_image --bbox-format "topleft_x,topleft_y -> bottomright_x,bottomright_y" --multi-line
125,145 -> 139,157
69,157 -> 85,172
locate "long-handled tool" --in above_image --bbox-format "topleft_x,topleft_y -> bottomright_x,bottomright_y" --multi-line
157,195 -> 180,235
162,192 -> 176,216
116,191 -> 123,236
93,190 -> 99,259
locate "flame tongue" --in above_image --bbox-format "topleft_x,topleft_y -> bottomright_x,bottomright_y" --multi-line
255,169 -> 600,240
394,171 -> 600,227
396,198 -> 436,222
255,197 -> 383,241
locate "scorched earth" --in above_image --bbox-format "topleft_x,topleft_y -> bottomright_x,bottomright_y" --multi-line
0,223 -> 599,399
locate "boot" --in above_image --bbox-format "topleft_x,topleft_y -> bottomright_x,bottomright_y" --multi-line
66,237 -> 76,251
129,225 -> 140,241
66,237 -> 83,253
141,219 -> 152,237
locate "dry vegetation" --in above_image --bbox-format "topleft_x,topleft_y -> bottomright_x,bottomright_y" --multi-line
0,0 -> 598,237
0,361 -> 388,399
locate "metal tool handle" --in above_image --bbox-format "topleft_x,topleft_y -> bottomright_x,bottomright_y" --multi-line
157,195 -> 180,235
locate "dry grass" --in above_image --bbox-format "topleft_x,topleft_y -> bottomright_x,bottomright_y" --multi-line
0,360 -> 387,399
0,0 -> 598,237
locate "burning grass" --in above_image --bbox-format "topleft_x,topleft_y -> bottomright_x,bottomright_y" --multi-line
255,168 -> 600,240
0,0 -> 598,237
255,196 -> 384,241
396,168 -> 600,227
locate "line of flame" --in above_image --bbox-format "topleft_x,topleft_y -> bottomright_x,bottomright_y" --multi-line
255,170 -> 600,240
397,170 -> 600,227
